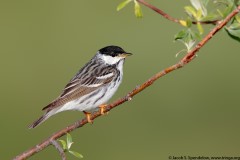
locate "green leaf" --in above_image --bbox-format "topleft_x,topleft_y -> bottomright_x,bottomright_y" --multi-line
175,30 -> 188,40
192,31 -> 201,40
134,0 -> 143,18
229,23 -> 240,30
186,18 -> 193,27
197,22 -> 204,34
190,0 -> 207,16
196,9 -> 202,20
175,29 -> 200,51
185,6 -> 197,18
69,150 -> 84,159
190,0 -> 202,10
225,29 -> 240,42
185,40 -> 196,51
235,15 -> 240,23
217,9 -> 224,18
58,140 -> 67,151
67,133 -> 73,149
117,0 -> 132,11
225,23 -> 240,42
201,13 -> 219,21
222,3 -> 235,18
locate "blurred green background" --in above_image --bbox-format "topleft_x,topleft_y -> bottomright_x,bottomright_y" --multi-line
1,0 -> 240,159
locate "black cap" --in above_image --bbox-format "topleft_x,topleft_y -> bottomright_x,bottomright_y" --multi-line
99,45 -> 127,57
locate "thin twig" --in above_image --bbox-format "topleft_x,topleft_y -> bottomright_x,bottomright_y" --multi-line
51,140 -> 67,160
13,5 -> 240,160
137,0 -> 220,25
137,0 -> 179,23
192,20 -> 220,25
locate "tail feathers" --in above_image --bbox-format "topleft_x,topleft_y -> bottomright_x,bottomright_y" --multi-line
28,113 -> 50,129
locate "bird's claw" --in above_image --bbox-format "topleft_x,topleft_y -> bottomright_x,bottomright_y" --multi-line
83,111 -> 93,124
99,104 -> 108,115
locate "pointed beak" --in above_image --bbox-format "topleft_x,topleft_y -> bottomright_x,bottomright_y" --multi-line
118,52 -> 133,58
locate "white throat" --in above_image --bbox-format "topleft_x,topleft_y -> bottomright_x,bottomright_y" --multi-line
97,52 -> 124,65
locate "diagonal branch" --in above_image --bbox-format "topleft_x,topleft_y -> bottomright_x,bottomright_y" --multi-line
13,5 -> 240,160
137,0 -> 220,25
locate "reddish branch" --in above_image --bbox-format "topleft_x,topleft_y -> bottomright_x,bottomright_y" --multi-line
13,4 -> 240,160
137,0 -> 220,25
137,0 -> 179,23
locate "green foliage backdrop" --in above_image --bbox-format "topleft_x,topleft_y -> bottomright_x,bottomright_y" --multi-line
0,0 -> 240,159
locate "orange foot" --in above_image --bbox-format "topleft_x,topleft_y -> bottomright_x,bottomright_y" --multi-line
98,104 -> 108,115
83,111 -> 93,124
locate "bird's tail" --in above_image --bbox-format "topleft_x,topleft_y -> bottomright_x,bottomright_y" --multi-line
28,113 -> 50,129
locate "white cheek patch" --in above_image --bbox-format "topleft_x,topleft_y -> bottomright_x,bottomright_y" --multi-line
100,54 -> 123,65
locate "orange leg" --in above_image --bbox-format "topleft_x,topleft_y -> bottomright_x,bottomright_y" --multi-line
83,111 -> 93,124
98,104 -> 108,115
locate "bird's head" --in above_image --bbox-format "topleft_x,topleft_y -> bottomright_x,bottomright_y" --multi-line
97,45 -> 132,65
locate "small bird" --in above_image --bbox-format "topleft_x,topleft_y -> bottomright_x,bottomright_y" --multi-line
29,45 -> 132,128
